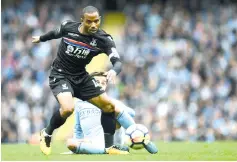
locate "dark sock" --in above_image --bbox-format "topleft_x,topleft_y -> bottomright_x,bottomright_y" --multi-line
104,133 -> 114,148
101,112 -> 116,134
45,110 -> 67,135
101,112 -> 116,148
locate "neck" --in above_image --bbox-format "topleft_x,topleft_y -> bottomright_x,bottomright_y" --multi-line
79,25 -> 89,35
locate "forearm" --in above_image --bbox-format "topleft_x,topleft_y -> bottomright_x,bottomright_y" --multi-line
40,28 -> 62,42
110,58 -> 122,75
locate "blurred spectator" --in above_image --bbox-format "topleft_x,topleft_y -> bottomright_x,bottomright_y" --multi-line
1,0 -> 237,143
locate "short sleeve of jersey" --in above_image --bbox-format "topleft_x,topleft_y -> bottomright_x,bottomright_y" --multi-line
103,35 -> 120,59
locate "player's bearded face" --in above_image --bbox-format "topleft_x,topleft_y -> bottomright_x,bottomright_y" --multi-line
82,12 -> 101,34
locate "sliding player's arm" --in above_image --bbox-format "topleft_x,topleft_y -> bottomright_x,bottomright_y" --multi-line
32,21 -> 69,43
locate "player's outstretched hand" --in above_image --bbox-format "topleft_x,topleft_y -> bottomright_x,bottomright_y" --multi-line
32,36 -> 40,43
105,69 -> 116,84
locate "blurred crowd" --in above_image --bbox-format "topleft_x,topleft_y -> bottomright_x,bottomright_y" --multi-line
2,0 -> 237,143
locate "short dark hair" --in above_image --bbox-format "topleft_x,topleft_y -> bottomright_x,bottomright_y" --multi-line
82,6 -> 99,17
90,72 -> 107,77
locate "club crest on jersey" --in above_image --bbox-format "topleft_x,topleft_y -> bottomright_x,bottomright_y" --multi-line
90,38 -> 97,47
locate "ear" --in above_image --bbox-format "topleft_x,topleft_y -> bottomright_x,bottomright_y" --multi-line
80,17 -> 83,22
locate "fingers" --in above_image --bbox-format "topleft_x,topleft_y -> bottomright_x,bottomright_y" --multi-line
106,71 -> 112,80
32,36 -> 40,43
110,78 -> 115,84
106,70 -> 116,84
107,73 -> 113,83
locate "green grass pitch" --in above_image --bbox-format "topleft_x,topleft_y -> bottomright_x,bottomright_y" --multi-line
1,141 -> 237,161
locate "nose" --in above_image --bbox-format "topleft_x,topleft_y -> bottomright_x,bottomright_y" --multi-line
91,22 -> 96,28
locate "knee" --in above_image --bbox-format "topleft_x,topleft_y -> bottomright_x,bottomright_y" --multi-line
67,139 -> 77,152
103,102 -> 115,113
61,104 -> 74,117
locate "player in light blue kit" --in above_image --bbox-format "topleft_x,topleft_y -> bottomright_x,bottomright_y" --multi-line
66,72 -> 158,154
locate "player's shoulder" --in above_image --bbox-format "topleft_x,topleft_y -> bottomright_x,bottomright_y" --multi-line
61,20 -> 80,30
96,29 -> 114,42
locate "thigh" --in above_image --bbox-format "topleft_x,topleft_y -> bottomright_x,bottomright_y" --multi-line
88,93 -> 114,113
78,75 -> 115,113
77,74 -> 105,101
49,70 -> 74,98
49,70 -> 75,109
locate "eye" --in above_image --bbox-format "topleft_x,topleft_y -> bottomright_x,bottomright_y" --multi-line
94,19 -> 99,23
86,20 -> 92,24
